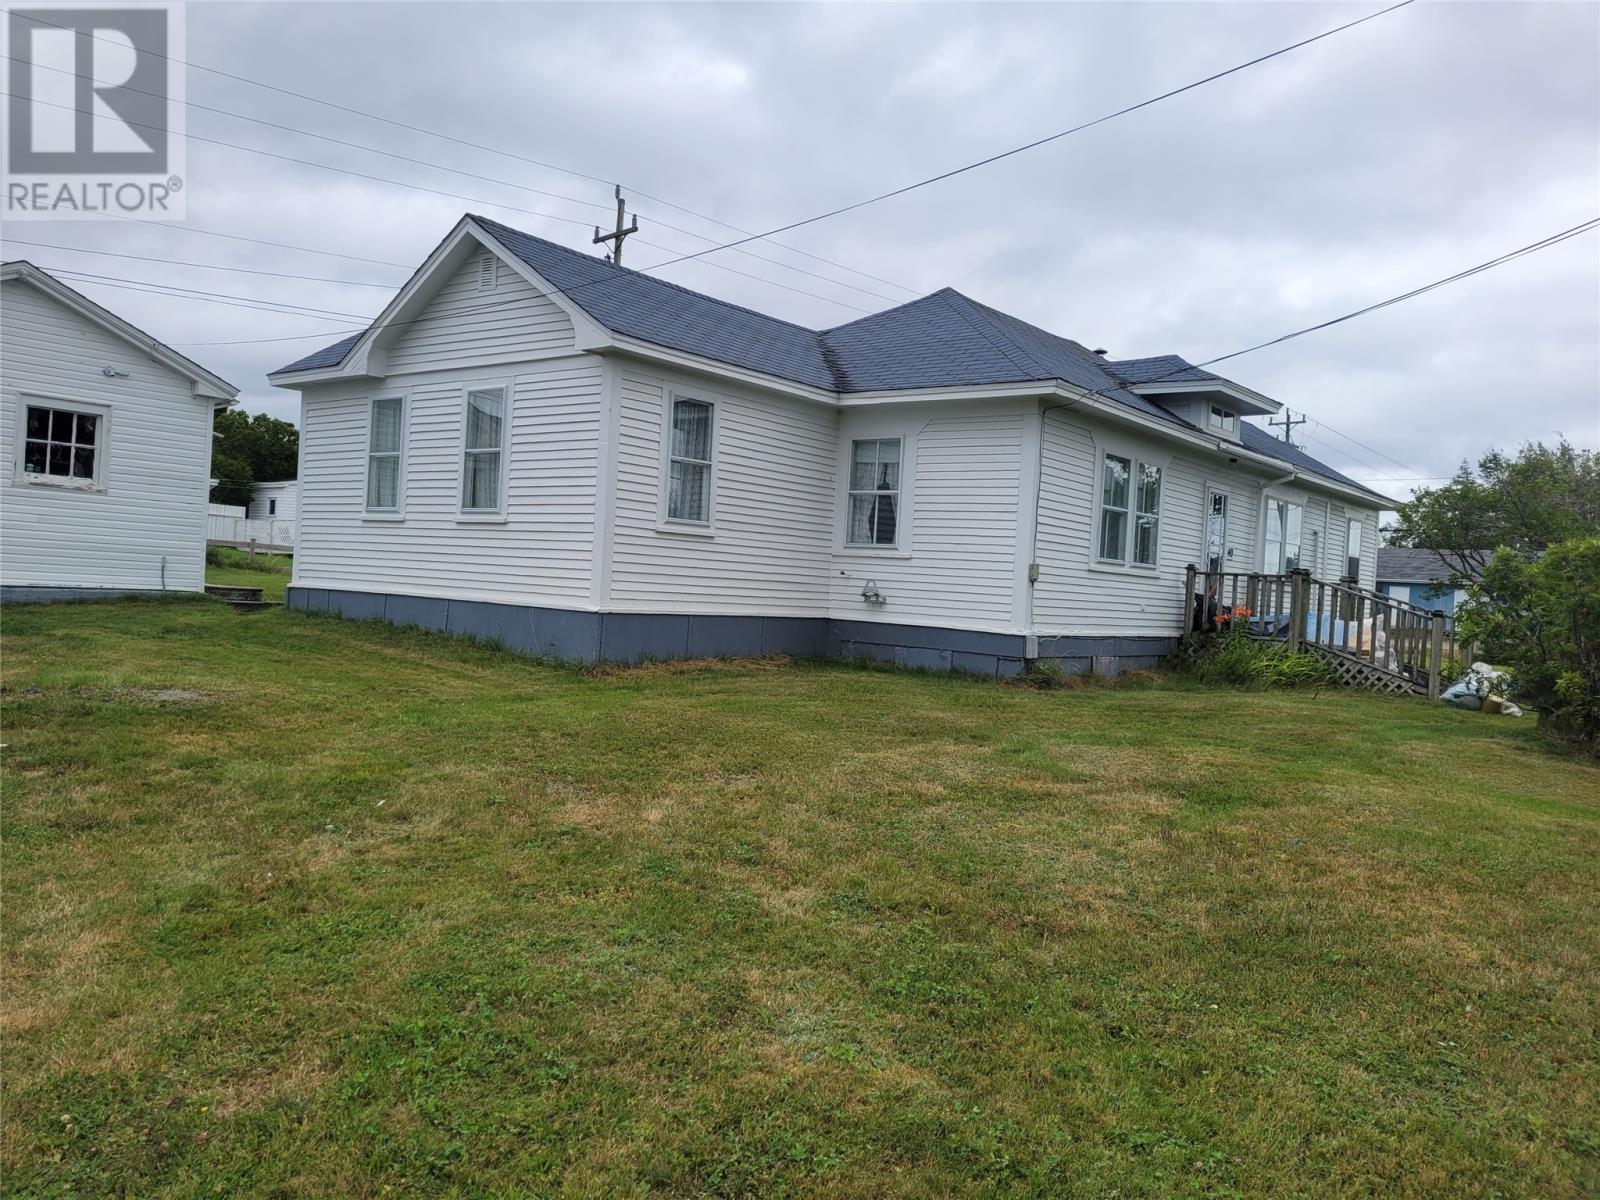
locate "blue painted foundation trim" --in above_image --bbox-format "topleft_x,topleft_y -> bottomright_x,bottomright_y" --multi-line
1034,634 -> 1179,677
286,588 -> 1169,678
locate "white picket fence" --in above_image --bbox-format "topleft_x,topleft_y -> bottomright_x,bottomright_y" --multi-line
208,513 -> 294,550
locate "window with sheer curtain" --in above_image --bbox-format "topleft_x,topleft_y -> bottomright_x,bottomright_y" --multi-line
666,398 -> 713,523
461,387 -> 505,512
847,438 -> 901,546
1263,498 -> 1304,573
366,396 -> 403,511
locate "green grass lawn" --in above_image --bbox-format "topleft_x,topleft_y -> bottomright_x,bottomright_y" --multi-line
3,600 -> 1597,1198
203,547 -> 292,603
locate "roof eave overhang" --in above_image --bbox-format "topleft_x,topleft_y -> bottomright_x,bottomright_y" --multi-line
1130,378 -> 1282,416
1051,382 -> 1395,508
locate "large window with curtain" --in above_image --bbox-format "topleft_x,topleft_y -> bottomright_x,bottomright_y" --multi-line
666,397 -> 714,523
366,395 -> 404,512
461,387 -> 506,513
1263,498 -> 1304,573
1097,452 -> 1161,567
1345,517 -> 1363,580
847,438 -> 901,546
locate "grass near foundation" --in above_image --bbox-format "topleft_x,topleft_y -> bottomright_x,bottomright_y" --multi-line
2,599 -> 1597,1198
203,547 -> 292,603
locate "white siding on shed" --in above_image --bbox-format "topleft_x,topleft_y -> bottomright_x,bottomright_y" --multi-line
293,357 -> 602,605
247,481 -> 297,522
0,277 -> 214,592
607,365 -> 837,616
381,252 -> 575,376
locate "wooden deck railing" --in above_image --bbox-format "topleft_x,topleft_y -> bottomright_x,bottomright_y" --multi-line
1183,566 -> 1465,698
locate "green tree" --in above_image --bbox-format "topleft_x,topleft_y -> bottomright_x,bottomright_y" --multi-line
1387,440 -> 1600,580
1462,539 -> 1600,753
210,410 -> 299,506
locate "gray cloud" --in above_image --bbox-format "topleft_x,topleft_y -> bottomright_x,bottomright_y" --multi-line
8,1 -> 1596,500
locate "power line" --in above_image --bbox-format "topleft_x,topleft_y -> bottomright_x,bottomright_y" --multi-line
4,52 -> 908,305
7,91 -> 876,316
6,12 -> 918,299
44,267 -> 370,319
2,237 -> 402,288
620,0 -> 1419,274
1189,218 -> 1600,372
9,2 -> 1412,281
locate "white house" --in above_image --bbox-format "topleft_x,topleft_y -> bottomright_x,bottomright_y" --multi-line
1,262 -> 238,600
268,215 -> 1393,675
246,479 -> 297,523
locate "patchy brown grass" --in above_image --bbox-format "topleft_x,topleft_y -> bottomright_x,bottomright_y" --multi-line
3,599 -> 1598,1198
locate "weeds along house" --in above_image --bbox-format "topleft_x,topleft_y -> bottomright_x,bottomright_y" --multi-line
1,261 -> 238,601
268,214 -> 1391,674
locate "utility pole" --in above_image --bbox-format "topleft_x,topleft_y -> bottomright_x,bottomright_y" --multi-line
1269,408 -> 1307,448
593,186 -> 639,266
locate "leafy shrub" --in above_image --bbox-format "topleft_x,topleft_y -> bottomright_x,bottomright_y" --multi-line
1176,624 -> 1336,690
1461,537 -> 1600,754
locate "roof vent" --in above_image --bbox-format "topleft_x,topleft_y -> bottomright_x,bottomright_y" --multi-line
475,253 -> 498,293
1092,347 -> 1108,356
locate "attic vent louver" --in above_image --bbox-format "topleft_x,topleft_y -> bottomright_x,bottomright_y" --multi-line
475,253 -> 498,292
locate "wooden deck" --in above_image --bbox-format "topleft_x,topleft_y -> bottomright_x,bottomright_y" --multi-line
1183,566 -> 1464,698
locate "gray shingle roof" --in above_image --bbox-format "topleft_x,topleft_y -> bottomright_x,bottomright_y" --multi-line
274,215 -> 1379,497
1377,547 -> 1482,583
1103,354 -> 1223,386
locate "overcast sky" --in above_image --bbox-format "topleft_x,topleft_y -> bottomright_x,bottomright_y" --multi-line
6,1 -> 1597,501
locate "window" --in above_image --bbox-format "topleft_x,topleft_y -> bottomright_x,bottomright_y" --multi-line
847,438 -> 901,546
666,398 -> 713,523
1097,453 -> 1161,567
267,497 -> 277,516
1263,498 -> 1304,573
461,387 -> 505,512
1206,404 -> 1236,434
366,395 -> 404,511
22,403 -> 100,486
1345,517 -> 1362,580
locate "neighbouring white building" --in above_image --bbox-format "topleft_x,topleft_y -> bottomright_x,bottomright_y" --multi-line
246,479 -> 298,523
268,214 -> 1391,675
1,262 -> 238,600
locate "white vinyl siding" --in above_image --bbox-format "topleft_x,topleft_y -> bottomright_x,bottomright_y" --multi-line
828,410 -> 1025,630
0,278 -> 214,592
382,251 -> 574,375
247,481 -> 300,522
609,366 -> 836,615
1035,412 -> 1209,636
294,357 -> 603,606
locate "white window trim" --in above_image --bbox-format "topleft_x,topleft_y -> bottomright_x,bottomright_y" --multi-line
13,394 -> 112,494
1090,442 -> 1165,573
657,391 -> 719,532
1259,493 -> 1308,574
456,380 -> 512,520
361,393 -> 407,519
839,434 -> 909,553
1206,404 -> 1237,435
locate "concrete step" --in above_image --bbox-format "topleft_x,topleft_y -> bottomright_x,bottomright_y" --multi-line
205,584 -> 264,602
